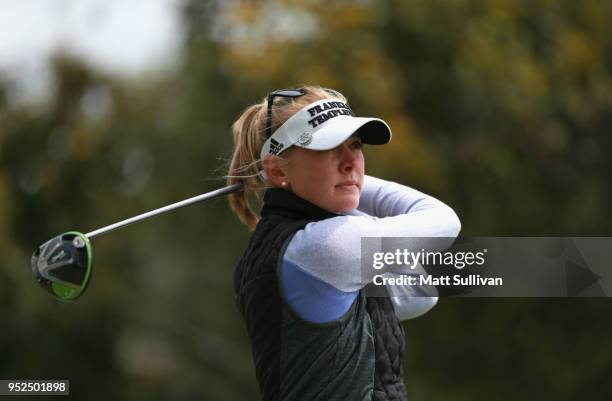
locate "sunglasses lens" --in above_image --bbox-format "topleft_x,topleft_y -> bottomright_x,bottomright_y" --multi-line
31,232 -> 93,301
273,89 -> 305,97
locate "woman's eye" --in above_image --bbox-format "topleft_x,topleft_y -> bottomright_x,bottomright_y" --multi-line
351,141 -> 363,149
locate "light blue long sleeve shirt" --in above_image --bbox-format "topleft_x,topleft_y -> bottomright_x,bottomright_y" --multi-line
279,175 -> 462,323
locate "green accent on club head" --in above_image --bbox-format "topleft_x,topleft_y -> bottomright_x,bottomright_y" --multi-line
48,231 -> 93,302
51,282 -> 80,300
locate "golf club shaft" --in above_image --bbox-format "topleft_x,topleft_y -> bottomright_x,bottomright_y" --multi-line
85,183 -> 244,239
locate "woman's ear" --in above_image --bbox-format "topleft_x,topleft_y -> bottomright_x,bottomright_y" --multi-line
262,156 -> 290,188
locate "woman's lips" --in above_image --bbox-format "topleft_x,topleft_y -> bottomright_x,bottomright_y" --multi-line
336,182 -> 359,191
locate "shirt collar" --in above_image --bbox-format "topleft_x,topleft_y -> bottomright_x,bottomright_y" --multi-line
261,188 -> 338,221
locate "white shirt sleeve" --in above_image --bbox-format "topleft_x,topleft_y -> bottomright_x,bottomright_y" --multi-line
383,263 -> 440,321
282,175 -> 461,319
284,175 -> 460,287
357,175 -> 450,319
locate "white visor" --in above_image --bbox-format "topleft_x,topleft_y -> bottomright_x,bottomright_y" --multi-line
260,98 -> 392,160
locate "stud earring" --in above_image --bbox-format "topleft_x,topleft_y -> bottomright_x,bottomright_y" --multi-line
281,181 -> 288,187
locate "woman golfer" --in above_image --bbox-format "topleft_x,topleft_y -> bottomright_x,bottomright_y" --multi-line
228,85 -> 461,401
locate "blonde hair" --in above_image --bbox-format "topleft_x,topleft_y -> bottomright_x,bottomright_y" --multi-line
227,85 -> 349,229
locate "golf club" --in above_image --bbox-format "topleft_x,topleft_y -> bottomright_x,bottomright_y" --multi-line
31,183 -> 243,302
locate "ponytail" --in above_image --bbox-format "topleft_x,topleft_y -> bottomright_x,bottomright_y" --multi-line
227,103 -> 267,229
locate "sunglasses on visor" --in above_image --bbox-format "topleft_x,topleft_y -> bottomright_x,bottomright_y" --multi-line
266,87 -> 348,139
266,88 -> 306,139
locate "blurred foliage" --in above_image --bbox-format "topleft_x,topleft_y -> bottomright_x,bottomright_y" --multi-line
1,0 -> 611,400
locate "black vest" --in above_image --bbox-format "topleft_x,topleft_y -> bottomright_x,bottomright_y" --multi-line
234,188 -> 407,401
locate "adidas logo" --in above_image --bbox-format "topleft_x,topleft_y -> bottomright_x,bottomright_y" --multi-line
269,138 -> 285,155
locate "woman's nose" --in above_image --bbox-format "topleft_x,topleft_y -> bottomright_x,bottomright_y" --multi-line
339,147 -> 358,173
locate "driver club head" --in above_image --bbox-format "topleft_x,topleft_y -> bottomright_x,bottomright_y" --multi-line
31,231 -> 93,301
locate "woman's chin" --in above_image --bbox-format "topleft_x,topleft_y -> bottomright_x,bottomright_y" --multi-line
331,194 -> 360,213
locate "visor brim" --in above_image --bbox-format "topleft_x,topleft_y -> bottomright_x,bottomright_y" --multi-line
297,116 -> 392,151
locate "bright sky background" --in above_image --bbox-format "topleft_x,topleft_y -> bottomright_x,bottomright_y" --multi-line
0,0 -> 186,102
